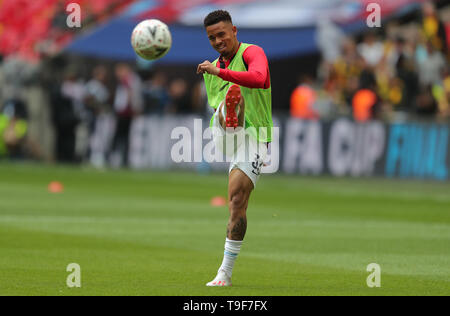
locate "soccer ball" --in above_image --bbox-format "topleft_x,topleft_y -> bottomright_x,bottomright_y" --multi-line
131,19 -> 172,61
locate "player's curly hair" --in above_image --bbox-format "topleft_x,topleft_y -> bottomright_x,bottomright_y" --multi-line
204,10 -> 233,28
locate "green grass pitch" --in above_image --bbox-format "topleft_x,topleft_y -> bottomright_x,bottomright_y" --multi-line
0,162 -> 449,296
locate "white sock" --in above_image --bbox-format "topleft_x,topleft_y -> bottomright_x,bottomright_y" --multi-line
218,238 -> 243,277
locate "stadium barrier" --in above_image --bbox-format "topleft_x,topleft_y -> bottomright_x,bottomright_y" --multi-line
91,115 -> 449,181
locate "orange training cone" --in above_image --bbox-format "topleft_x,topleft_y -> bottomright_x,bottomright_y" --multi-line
48,181 -> 64,193
210,196 -> 227,207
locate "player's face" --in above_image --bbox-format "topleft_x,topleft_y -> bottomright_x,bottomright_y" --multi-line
206,21 -> 238,57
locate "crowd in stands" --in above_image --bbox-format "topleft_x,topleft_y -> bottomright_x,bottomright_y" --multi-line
291,1 -> 450,122
0,0 -> 134,62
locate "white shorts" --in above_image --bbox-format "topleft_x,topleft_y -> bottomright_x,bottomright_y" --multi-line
212,107 -> 267,188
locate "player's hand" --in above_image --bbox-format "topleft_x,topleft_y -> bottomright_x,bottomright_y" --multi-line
197,61 -> 220,76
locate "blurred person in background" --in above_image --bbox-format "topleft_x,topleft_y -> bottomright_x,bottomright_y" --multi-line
0,99 -> 28,158
50,68 -> 83,163
316,18 -> 345,65
315,18 -> 345,115
357,31 -> 385,68
416,84 -> 438,116
110,63 -> 143,167
318,65 -> 342,118
352,89 -> 379,122
433,66 -> 450,118
331,37 -> 364,112
0,56 -> 35,111
384,35 -> 410,77
418,41 -> 446,87
85,65 -> 113,168
168,78 -> 191,114
142,71 -> 170,115
85,65 -> 111,128
421,1 -> 448,55
62,67 -> 88,161
375,36 -> 417,115
383,21 -> 402,70
191,80 -> 210,117
373,56 -> 393,112
395,52 -> 419,112
0,57 -> 27,155
352,69 -> 380,122
290,74 -> 320,120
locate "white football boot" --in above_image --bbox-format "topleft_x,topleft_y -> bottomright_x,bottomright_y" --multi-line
206,269 -> 232,287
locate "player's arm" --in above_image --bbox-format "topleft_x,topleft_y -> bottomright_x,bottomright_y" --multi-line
196,46 -> 270,89
218,45 -> 270,89
197,61 -> 220,75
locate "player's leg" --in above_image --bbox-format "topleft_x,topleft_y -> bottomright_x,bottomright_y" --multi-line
207,85 -> 259,287
206,169 -> 253,287
226,168 -> 253,240
206,134 -> 267,287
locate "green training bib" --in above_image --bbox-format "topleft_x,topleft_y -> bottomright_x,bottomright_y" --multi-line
203,43 -> 273,142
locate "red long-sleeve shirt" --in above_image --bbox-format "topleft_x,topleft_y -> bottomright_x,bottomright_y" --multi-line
215,44 -> 271,90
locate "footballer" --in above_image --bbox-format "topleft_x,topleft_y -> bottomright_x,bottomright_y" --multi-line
197,10 -> 273,286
